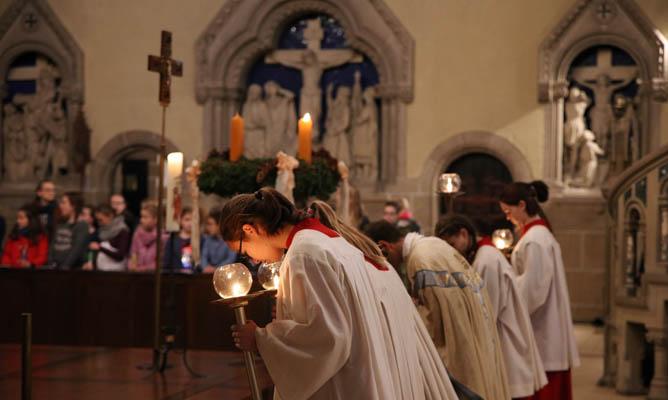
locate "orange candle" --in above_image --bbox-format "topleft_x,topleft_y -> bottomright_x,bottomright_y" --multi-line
230,113 -> 244,161
298,113 -> 313,164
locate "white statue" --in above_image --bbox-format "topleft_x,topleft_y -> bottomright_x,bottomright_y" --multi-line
264,81 -> 297,156
611,94 -> 640,173
323,84 -> 352,165
3,103 -> 30,180
351,86 -> 378,180
265,18 -> 361,139
564,87 -> 589,180
572,130 -> 604,188
571,49 -> 637,153
275,151 -> 300,204
242,84 -> 270,158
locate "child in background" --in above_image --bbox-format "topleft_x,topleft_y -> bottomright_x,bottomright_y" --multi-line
163,207 -> 194,271
48,192 -> 89,269
201,207 -> 237,273
87,205 -> 130,271
2,206 -> 48,268
129,201 -> 167,271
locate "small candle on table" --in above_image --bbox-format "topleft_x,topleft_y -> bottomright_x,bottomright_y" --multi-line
298,113 -> 313,164
230,113 -> 244,162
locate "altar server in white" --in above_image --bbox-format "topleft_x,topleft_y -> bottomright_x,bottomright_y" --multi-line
435,214 -> 547,399
500,181 -> 580,400
222,189 -> 458,400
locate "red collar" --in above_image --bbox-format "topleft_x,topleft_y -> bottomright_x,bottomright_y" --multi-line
522,219 -> 549,237
477,237 -> 494,248
364,256 -> 389,271
285,218 -> 387,271
285,218 -> 339,248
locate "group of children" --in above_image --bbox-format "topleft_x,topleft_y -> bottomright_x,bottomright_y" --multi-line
225,181 -> 578,400
1,181 -> 237,272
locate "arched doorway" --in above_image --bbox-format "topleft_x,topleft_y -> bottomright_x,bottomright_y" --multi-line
110,147 -> 159,218
440,153 -> 514,232
87,130 -> 178,207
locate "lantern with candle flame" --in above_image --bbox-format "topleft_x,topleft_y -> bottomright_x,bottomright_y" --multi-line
438,173 -> 462,194
211,262 -> 276,400
438,173 -> 463,215
213,263 -> 253,299
257,262 -> 281,291
492,229 -> 515,251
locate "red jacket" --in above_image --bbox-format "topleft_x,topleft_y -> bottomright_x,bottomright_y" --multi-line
1,234 -> 48,268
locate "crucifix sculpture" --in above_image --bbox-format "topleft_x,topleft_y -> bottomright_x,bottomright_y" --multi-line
265,18 -> 362,138
147,30 -> 182,371
571,48 -> 637,152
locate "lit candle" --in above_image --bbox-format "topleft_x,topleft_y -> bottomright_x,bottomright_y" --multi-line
272,275 -> 280,290
167,152 -> 183,179
230,113 -> 244,162
298,113 -> 313,164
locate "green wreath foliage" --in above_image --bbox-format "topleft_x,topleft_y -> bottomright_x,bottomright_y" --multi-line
197,149 -> 341,203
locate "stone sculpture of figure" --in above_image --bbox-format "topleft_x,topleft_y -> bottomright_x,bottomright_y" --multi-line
3,103 -> 30,180
351,71 -> 363,119
351,86 -> 378,180
43,99 -> 69,176
564,87 -> 589,180
242,84 -> 270,158
12,63 -> 68,177
574,73 -> 636,153
572,130 -> 604,188
323,84 -> 352,165
264,81 -> 297,156
611,94 -> 640,173
275,151 -> 300,204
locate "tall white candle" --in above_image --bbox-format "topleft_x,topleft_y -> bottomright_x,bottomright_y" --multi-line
167,152 -> 184,178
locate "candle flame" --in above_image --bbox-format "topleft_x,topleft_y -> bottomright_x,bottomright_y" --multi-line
272,275 -> 280,289
302,113 -> 311,122
232,282 -> 243,297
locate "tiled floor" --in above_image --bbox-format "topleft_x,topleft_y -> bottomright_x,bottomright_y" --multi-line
572,324 -> 644,400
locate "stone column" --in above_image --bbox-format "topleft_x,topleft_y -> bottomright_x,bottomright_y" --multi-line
648,328 -> 668,400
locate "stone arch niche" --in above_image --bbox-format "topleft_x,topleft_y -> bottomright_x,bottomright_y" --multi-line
86,130 -> 179,206
659,171 -> 668,267
195,0 -> 414,185
538,0 -> 667,190
0,0 -> 84,184
622,201 -> 646,298
417,131 -> 533,233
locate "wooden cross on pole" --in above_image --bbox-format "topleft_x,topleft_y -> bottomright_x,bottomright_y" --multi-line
148,31 -> 183,106
146,30 -> 182,372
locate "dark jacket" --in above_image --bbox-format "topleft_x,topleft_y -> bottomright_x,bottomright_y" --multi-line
48,220 -> 89,269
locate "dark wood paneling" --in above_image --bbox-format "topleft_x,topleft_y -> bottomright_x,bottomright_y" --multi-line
0,269 -> 272,350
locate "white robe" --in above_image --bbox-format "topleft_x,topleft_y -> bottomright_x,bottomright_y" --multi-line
511,224 -> 581,372
255,224 -> 457,400
473,243 -> 547,397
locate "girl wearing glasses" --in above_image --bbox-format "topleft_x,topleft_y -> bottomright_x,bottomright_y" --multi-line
223,188 -> 458,400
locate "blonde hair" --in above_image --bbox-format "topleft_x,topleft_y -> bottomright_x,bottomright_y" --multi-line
309,200 -> 386,266
141,200 -> 158,218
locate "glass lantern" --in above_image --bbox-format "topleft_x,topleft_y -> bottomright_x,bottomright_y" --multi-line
213,263 -> 253,299
438,173 -> 462,194
257,262 -> 281,291
492,229 -> 514,250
